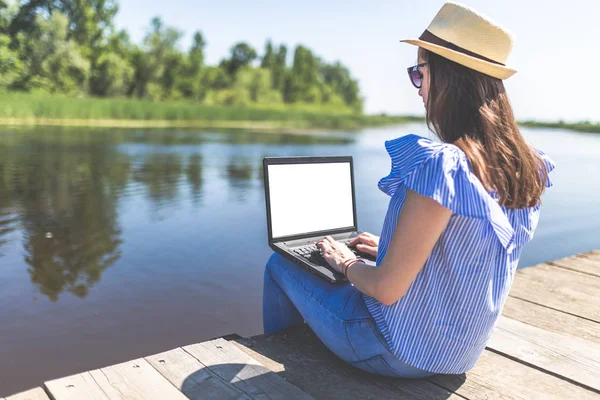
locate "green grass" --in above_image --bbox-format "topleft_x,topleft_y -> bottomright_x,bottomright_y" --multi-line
4,92 -> 596,134
0,92 -> 422,130
520,120 -> 600,134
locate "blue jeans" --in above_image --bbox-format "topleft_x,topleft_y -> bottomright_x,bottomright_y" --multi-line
262,253 -> 435,378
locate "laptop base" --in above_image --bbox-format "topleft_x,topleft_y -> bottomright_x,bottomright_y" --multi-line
271,232 -> 376,283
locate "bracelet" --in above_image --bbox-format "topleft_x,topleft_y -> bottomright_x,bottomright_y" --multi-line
343,258 -> 360,279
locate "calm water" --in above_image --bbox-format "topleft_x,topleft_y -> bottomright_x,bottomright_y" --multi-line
1,124 -> 599,395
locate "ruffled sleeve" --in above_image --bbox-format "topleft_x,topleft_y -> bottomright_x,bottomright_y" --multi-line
379,134 -> 520,253
536,148 -> 555,188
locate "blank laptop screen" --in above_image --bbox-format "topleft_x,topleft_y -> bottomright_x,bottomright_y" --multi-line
267,161 -> 355,239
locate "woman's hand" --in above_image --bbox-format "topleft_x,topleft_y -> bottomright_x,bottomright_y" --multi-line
348,232 -> 379,258
316,236 -> 356,274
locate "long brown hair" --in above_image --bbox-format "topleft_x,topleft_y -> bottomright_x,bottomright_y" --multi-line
419,48 -> 547,209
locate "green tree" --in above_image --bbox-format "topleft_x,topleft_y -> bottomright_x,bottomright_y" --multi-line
261,39 -> 274,69
21,12 -> 90,94
0,0 -> 17,34
320,61 -> 362,110
285,45 -> 319,103
63,0 -> 118,54
131,16 -> 183,99
220,42 -> 257,77
174,31 -> 205,99
161,50 -> 185,99
89,51 -> 133,96
271,44 -> 287,91
0,33 -> 24,89
188,31 -> 206,75
107,29 -> 134,59
9,0 -> 117,45
128,17 -> 182,99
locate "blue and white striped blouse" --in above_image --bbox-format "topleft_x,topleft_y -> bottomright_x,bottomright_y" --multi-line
363,134 -> 555,374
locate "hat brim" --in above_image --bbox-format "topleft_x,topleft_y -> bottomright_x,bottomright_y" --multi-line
400,39 -> 516,80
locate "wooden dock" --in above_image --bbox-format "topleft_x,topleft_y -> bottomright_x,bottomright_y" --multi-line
5,251 -> 600,400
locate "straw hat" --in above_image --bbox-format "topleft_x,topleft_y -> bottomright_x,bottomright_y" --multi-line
401,1 -> 516,79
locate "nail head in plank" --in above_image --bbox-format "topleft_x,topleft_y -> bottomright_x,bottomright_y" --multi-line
488,316 -> 600,392
145,347 -> 251,400
510,263 -> 600,322
44,372 -> 110,400
183,338 -> 313,400
6,388 -> 50,400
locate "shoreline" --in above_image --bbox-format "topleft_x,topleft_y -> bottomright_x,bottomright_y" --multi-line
0,118 -> 362,135
1,117 -> 598,135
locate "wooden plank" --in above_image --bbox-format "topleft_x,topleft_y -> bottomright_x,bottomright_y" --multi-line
6,388 -> 50,400
46,359 -> 189,400
550,256 -> 600,277
145,347 -> 251,400
510,263 -> 600,322
183,338 -> 313,400
430,349 -> 600,400
45,372 -> 110,400
502,296 -> 600,344
488,316 -> 600,392
233,326 -> 463,400
582,250 -> 600,261
88,358 -> 189,400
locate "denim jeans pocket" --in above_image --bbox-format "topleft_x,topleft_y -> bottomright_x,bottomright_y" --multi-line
345,318 -> 391,361
366,320 -> 391,351
350,355 -> 398,376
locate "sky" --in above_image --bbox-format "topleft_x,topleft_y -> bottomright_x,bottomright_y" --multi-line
115,0 -> 600,122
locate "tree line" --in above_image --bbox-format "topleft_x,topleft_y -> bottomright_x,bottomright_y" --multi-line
0,0 -> 363,112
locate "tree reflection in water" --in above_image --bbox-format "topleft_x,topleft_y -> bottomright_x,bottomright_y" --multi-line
0,127 -> 352,300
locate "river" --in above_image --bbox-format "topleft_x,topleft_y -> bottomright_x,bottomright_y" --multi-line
0,124 -> 599,395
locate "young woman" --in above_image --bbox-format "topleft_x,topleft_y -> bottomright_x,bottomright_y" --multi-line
262,1 -> 554,378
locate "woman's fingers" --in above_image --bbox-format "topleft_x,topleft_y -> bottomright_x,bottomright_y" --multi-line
317,240 -> 333,254
349,233 -> 375,247
356,243 -> 378,257
349,233 -> 367,247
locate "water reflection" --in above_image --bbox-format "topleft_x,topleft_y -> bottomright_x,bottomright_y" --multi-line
133,153 -> 184,208
226,157 -> 255,202
0,127 -> 351,299
186,154 -> 204,204
13,142 -> 127,301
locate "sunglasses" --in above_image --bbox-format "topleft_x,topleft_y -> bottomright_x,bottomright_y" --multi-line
407,62 -> 428,89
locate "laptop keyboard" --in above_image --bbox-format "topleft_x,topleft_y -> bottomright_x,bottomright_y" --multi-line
292,239 -> 356,266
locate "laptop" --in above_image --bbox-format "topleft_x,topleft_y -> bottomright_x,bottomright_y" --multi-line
263,156 -> 376,283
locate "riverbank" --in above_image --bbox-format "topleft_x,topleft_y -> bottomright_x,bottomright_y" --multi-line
0,118 -> 393,135
2,93 -> 598,134
520,120 -> 600,134
0,93 -> 420,131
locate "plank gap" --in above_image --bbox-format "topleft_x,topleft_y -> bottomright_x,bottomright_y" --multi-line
88,371 -> 112,400
486,347 -> 600,395
508,294 -> 600,324
422,378 -> 471,400
180,346 -> 263,399
547,261 -> 600,278
41,387 -> 54,400
140,355 -> 189,398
